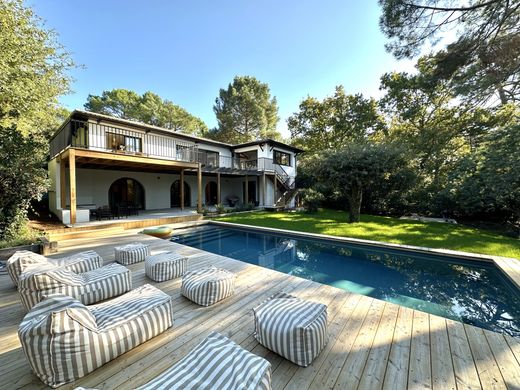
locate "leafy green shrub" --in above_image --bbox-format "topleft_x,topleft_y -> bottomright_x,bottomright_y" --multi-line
301,188 -> 325,213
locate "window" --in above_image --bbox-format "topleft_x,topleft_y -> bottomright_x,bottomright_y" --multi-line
199,149 -> 219,167
106,132 -> 142,153
274,150 -> 291,166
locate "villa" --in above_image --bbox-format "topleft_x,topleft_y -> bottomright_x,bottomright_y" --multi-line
48,110 -> 302,224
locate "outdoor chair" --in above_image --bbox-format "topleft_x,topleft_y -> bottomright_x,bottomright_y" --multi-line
18,262 -> 132,310
18,284 -> 173,388
136,332 -> 271,390
6,250 -> 103,287
96,205 -> 113,220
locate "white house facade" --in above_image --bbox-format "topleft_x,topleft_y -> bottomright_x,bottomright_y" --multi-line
48,110 -> 302,224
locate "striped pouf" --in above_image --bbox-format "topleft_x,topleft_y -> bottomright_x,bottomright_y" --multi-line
6,250 -> 103,287
181,267 -> 236,306
137,332 -> 271,390
18,263 -> 132,311
18,284 -> 173,388
145,252 -> 188,282
253,292 -> 328,367
114,242 -> 150,265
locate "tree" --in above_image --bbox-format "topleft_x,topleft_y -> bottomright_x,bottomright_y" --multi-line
212,76 -> 280,143
313,142 -> 412,222
0,0 -> 73,240
379,0 -> 520,105
85,89 -> 208,136
378,57 -> 508,212
287,86 -> 384,151
445,123 -> 520,235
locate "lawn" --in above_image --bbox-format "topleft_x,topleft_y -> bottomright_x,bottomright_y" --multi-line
215,209 -> 520,259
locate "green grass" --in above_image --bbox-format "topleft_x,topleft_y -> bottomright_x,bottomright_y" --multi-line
215,209 -> 520,259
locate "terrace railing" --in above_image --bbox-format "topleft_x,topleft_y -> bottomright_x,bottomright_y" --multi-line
49,119 -> 198,162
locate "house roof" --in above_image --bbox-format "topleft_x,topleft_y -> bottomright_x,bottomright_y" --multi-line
232,139 -> 304,153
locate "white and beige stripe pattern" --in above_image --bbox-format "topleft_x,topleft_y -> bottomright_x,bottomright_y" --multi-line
253,292 -> 328,367
137,331 -> 271,390
18,284 -> 174,388
6,250 -> 103,286
114,242 -> 150,265
17,263 -> 132,311
181,267 -> 236,306
145,252 -> 189,282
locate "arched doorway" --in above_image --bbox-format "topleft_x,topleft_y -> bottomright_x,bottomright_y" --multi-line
205,181 -> 218,205
109,178 -> 145,211
170,180 -> 191,207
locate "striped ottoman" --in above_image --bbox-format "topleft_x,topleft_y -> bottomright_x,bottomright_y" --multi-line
114,242 -> 150,265
145,252 -> 188,282
181,267 -> 236,306
253,292 -> 328,367
137,332 -> 271,390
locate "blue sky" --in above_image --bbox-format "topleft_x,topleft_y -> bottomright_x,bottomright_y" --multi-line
30,0 -> 415,136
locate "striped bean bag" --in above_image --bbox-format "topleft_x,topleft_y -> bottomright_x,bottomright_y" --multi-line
145,252 -> 189,282
7,250 -> 103,286
18,263 -> 132,311
18,284 -> 173,388
114,242 -> 150,265
253,292 -> 328,367
137,332 -> 271,390
181,267 -> 236,306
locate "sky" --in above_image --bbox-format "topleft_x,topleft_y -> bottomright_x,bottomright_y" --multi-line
30,0 -> 416,136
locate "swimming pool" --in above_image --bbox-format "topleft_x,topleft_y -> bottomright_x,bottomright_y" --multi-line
171,224 -> 520,336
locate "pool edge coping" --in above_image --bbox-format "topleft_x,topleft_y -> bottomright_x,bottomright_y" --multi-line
206,220 -> 520,290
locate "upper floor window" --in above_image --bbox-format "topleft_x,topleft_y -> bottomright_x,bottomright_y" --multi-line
107,132 -> 142,153
199,149 -> 219,167
274,150 -> 291,166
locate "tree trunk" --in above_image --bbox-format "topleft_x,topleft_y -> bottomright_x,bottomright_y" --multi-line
347,186 -> 363,223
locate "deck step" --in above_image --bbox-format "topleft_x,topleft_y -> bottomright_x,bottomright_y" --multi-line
48,226 -> 125,241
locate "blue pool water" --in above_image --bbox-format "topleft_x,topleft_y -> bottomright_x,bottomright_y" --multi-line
172,225 -> 520,336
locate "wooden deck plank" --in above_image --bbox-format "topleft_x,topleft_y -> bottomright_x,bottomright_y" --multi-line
332,298 -> 386,389
445,319 -> 482,390
484,330 -> 520,389
464,324 -> 507,389
0,230 -> 519,390
429,314 -> 456,390
383,306 -> 414,390
408,310 -> 432,389
358,302 -> 400,390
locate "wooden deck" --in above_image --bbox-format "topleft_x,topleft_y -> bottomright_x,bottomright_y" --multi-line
1,231 -> 520,390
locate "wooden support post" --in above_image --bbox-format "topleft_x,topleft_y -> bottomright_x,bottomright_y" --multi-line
245,174 -> 249,204
273,175 -> 277,206
69,149 -> 76,225
217,172 -> 221,205
60,155 -> 66,209
180,170 -> 185,210
263,173 -> 266,206
197,164 -> 202,213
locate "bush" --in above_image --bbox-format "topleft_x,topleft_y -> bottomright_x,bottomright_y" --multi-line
301,188 -> 325,213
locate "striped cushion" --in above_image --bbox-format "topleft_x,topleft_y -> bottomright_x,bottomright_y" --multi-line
253,292 -> 328,367
145,252 -> 188,282
18,284 -> 173,388
137,332 -> 271,390
114,242 -> 150,265
7,250 -> 103,286
181,267 -> 236,306
18,263 -> 132,311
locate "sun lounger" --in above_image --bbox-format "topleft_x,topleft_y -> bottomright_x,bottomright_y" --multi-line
18,284 -> 173,388
18,263 -> 131,310
136,332 -> 271,390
